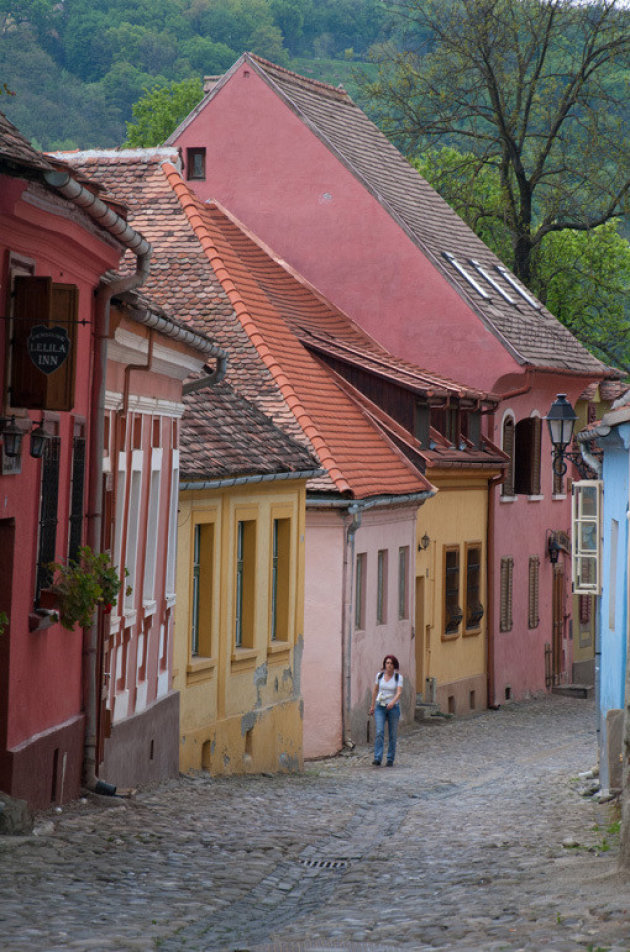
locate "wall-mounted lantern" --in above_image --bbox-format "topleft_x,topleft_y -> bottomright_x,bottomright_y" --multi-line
0,416 -> 24,458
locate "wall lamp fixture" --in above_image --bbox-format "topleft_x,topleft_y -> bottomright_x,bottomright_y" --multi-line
545,393 -> 591,479
0,417 -> 48,461
418,532 -> 430,551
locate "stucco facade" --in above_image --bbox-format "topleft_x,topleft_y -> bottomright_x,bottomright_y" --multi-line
175,481 -> 307,775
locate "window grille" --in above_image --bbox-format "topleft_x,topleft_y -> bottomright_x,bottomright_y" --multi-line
36,436 -> 60,598
528,556 -> 540,629
500,557 -> 514,632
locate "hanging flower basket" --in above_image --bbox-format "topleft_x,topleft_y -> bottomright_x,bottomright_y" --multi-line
47,546 -> 131,631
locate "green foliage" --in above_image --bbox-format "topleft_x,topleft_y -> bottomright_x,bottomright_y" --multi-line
125,76 -> 203,147
415,146 -> 630,371
48,546 -> 130,631
363,0 -> 630,288
0,0 -> 388,148
0,610 -> 7,636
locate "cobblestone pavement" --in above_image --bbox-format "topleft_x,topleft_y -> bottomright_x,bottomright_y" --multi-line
1,695 -> 629,952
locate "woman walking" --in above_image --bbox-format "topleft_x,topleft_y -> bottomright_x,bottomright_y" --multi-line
369,654 -> 403,766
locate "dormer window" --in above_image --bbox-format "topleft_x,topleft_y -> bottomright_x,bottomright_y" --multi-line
186,148 -> 206,181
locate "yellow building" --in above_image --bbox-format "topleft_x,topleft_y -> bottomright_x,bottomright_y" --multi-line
173,381 -> 319,775
414,436 -> 505,716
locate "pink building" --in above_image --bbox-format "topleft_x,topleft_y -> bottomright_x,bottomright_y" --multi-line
169,55 -> 606,703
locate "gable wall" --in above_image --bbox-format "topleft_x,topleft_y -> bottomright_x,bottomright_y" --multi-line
173,66 -> 518,392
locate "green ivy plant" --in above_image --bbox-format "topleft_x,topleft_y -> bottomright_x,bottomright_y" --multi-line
48,546 -> 131,631
0,610 -> 7,636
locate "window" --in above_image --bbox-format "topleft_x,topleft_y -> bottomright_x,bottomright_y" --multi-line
464,543 -> 483,631
143,451 -> 162,603
502,417 -> 515,496
443,546 -> 463,635
514,416 -> 541,495
572,480 -> 602,595
36,435 -> 60,599
431,406 -> 459,445
462,410 -> 482,449
528,556 -> 540,629
414,402 -> 430,447
124,462 -> 142,613
398,546 -> 409,619
499,557 -> 514,632
376,549 -> 388,625
67,426 -> 85,562
191,522 -> 214,658
355,553 -> 366,629
186,147 -> 206,180
165,457 -> 179,598
235,519 -> 256,648
271,518 -> 290,641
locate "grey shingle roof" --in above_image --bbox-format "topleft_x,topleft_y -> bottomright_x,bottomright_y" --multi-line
180,54 -> 604,377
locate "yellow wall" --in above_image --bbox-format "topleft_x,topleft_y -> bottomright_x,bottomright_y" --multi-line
174,480 -> 307,775
415,472 -> 496,715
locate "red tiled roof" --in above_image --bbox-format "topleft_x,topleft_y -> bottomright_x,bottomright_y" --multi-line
171,54 -> 605,378
59,150 -> 434,501
0,111 -> 53,174
180,379 -> 318,482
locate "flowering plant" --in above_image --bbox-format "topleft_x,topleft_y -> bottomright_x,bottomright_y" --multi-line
47,546 -> 130,630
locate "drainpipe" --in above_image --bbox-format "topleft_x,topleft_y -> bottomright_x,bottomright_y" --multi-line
486,473 -> 505,708
182,356 -> 227,394
576,427 -> 606,478
342,504 -> 362,747
43,168 -> 153,793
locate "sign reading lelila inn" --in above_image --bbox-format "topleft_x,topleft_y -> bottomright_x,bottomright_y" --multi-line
27,324 -> 71,374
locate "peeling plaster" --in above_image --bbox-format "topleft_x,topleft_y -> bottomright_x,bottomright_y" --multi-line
241,711 -> 258,735
293,634 -> 304,696
279,752 -> 300,771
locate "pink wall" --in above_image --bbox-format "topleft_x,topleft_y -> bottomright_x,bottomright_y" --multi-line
0,173 -> 121,806
304,505 -> 418,758
173,66 -> 518,392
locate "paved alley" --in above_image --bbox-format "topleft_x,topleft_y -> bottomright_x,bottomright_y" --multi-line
1,695 -> 629,952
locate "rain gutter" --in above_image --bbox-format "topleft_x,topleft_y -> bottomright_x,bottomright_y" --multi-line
180,468 -> 325,491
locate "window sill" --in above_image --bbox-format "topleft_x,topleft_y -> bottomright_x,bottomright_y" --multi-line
267,641 -> 291,662
499,495 -> 516,503
552,493 -> 567,501
143,599 -> 157,617
231,647 -> 259,671
165,592 -> 177,609
441,630 -> 460,642
527,495 -> 544,502
187,656 -> 216,684
463,626 -> 481,637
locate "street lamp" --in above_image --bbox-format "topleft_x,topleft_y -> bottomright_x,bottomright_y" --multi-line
545,393 -> 584,477
29,422 -> 47,459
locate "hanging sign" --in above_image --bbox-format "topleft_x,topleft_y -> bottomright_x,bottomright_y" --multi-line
27,324 -> 71,375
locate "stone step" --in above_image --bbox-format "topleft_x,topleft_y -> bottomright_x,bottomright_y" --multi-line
551,683 -> 594,699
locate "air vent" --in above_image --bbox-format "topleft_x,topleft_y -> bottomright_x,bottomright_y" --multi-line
298,857 -> 349,870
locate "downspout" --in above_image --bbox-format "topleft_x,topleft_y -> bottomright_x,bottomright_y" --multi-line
486,473 -> 505,708
497,371 -> 532,401
576,427 -> 605,478
343,504 -> 362,747
182,356 -> 227,394
43,168 -> 153,794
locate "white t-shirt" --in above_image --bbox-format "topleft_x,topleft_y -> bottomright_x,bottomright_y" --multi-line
375,671 -> 402,705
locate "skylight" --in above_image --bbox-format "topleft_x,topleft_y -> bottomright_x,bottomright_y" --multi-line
442,252 -> 490,300
469,260 -> 515,304
495,266 -> 541,309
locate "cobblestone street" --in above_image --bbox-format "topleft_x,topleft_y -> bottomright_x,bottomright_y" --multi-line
1,695 -> 629,952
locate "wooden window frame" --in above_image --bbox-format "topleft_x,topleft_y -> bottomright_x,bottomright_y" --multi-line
186,147 -> 206,181
355,552 -> 366,629
376,549 -> 388,625
443,545 -> 463,637
464,542 -> 483,634
502,417 -> 515,496
572,480 -> 602,595
398,546 -> 409,620
514,416 -> 542,496
235,517 -> 256,649
191,520 -> 214,660
270,516 -> 291,643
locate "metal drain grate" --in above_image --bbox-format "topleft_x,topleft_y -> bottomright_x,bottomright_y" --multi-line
298,857 -> 349,870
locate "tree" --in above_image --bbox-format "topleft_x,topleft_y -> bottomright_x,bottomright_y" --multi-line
125,77 -> 203,147
414,146 -> 630,371
363,0 -> 630,291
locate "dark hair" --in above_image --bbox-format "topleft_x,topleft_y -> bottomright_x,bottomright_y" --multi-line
382,654 -> 399,670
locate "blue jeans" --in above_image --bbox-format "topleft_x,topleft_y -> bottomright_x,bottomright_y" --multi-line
374,703 -> 400,764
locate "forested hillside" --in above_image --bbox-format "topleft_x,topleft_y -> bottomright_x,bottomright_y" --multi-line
0,0 -> 388,150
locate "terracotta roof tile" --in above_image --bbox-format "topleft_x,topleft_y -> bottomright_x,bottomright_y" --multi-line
60,150 -> 433,500
0,111 -> 53,173
183,54 -> 605,378
180,380 -> 318,481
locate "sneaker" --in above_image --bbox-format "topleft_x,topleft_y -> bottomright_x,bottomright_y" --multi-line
386,762 -> 394,767
372,760 -> 381,766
